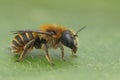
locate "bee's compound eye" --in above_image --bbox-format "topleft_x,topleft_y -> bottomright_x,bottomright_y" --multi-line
60,30 -> 75,49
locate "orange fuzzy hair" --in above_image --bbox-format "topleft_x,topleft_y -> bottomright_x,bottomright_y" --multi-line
40,24 -> 66,39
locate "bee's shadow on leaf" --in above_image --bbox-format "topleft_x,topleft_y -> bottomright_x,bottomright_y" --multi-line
11,51 -> 78,68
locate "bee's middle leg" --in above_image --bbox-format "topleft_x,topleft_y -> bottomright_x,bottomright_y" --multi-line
42,44 -> 54,66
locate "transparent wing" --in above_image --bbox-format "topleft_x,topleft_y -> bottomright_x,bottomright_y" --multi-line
11,30 -> 54,35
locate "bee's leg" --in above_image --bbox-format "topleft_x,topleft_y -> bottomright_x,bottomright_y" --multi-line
16,39 -> 35,62
59,45 -> 65,61
42,44 -> 54,66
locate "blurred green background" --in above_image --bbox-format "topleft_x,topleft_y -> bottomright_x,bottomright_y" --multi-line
0,0 -> 120,80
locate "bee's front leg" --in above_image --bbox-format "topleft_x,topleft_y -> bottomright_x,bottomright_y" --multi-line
59,44 -> 65,61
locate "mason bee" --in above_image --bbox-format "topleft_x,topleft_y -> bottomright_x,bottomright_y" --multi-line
11,24 -> 86,65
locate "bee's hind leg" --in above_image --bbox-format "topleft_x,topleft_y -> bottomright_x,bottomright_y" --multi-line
16,39 -> 35,62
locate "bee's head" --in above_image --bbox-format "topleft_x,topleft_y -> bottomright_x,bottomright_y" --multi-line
60,26 -> 86,53
60,30 -> 78,53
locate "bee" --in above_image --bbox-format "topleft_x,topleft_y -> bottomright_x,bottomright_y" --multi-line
11,24 -> 86,65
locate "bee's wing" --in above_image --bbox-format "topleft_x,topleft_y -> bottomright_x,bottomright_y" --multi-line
11,30 -> 54,35
11,30 -> 29,34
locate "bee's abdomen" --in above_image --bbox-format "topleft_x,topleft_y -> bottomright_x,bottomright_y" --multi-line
11,32 -> 37,53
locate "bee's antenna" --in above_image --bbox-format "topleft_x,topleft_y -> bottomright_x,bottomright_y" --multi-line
74,25 -> 87,37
